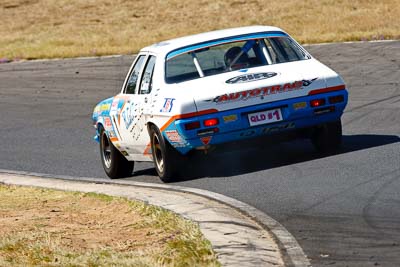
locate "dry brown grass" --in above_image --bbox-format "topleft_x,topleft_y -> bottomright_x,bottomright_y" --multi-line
0,185 -> 219,266
0,0 -> 399,60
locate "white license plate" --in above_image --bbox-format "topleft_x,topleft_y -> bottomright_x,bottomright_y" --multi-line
248,108 -> 283,126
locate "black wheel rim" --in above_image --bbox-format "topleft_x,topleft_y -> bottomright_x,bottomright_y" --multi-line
101,131 -> 112,169
152,133 -> 164,173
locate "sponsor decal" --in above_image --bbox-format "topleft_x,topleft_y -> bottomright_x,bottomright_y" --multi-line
293,101 -> 307,110
261,122 -> 295,134
121,101 -> 137,129
302,78 -> 318,87
112,116 -> 122,138
165,130 -> 188,148
207,78 -> 318,104
104,117 -> 112,131
100,103 -> 110,111
240,122 -> 296,137
171,143 -> 188,148
110,99 -> 119,112
200,136 -> 212,145
223,114 -> 238,123
226,72 -> 277,84
160,98 -> 175,112
165,130 -> 183,143
240,130 -> 256,137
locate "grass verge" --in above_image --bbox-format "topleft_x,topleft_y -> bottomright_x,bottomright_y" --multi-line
0,0 -> 399,60
0,184 -> 219,267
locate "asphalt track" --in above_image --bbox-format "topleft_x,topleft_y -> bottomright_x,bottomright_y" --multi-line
1,41 -> 399,266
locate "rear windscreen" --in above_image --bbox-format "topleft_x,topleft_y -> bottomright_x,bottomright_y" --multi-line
165,34 -> 310,83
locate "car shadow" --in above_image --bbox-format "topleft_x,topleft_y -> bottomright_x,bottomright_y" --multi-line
132,134 -> 400,181
175,134 -> 400,180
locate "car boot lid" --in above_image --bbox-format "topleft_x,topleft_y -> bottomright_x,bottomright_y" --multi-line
170,59 -> 345,112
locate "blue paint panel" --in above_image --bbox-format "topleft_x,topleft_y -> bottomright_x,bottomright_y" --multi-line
92,97 -> 114,140
171,90 -> 348,154
166,32 -> 287,60
92,97 -> 113,122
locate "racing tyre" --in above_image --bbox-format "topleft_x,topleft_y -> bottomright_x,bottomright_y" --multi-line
311,119 -> 342,153
100,127 -> 134,179
150,125 -> 179,183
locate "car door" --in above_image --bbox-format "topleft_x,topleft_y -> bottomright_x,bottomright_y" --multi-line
118,54 -> 157,157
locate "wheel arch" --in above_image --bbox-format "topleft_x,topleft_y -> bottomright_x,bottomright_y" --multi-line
96,121 -> 105,135
146,121 -> 157,136
146,121 -> 172,147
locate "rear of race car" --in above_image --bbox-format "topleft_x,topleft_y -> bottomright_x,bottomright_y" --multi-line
91,26 -> 349,182
161,31 -> 348,154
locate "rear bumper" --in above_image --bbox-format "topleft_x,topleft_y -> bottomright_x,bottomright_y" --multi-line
166,89 -> 348,154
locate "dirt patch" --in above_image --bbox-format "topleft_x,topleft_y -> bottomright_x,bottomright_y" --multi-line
1,194 -> 163,251
0,0 -> 399,59
0,185 -> 219,266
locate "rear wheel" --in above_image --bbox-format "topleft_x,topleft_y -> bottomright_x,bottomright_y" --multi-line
311,119 -> 342,153
150,125 -> 179,182
100,127 -> 134,178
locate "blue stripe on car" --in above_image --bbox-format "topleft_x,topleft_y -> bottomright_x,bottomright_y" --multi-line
166,32 -> 288,60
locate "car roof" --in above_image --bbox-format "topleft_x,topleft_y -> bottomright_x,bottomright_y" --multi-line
140,25 -> 285,58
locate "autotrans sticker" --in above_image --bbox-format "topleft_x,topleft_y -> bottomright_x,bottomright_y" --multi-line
207,78 -> 318,104
226,72 -> 277,84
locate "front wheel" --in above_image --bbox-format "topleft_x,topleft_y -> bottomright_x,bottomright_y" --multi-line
100,127 -> 134,178
311,119 -> 343,153
150,125 -> 179,182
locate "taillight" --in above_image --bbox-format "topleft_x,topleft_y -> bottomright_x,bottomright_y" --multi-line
310,99 -> 326,108
203,118 -> 219,127
329,95 -> 344,104
184,121 -> 200,130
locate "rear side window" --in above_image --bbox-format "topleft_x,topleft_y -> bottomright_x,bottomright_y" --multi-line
139,56 -> 156,94
264,37 -> 308,63
166,53 -> 200,83
125,55 -> 145,94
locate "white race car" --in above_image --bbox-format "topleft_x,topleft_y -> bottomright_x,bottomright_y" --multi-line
92,26 -> 348,182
